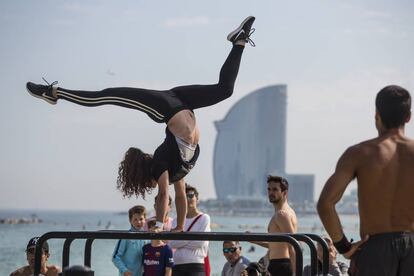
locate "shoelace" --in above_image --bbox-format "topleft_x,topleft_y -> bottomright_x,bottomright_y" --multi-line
42,77 -> 58,87
246,28 -> 256,47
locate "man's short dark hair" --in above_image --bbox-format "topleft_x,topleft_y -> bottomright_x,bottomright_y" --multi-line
185,183 -> 199,199
376,85 -> 411,129
128,205 -> 146,220
267,175 -> 289,191
223,240 -> 241,247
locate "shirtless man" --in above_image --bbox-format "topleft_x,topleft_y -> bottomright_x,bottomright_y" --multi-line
10,237 -> 61,276
252,175 -> 297,276
317,85 -> 414,276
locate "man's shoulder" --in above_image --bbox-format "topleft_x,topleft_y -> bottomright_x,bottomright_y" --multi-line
234,260 -> 249,272
274,208 -> 295,221
349,137 -> 390,154
222,261 -> 231,271
240,255 -> 251,265
10,266 -> 30,276
46,265 -> 62,276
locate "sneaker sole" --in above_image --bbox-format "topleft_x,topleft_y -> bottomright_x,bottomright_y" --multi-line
227,16 -> 255,41
26,85 -> 57,105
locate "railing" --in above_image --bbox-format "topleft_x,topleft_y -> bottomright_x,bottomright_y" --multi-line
34,231 -> 329,276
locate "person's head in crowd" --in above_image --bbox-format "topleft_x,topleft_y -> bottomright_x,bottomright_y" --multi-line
25,237 -> 50,269
185,183 -> 199,208
222,241 -> 243,265
128,205 -> 146,230
267,175 -> 289,205
10,236 -> 61,276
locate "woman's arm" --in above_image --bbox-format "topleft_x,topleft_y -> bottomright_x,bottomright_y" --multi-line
156,171 -> 170,229
173,178 -> 187,231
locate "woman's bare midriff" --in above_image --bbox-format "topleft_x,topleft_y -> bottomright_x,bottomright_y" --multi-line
167,109 -> 200,145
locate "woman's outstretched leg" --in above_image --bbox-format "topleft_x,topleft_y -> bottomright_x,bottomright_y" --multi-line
171,16 -> 255,110
25,82 -> 179,123
26,16 -> 255,121
56,87 -> 170,123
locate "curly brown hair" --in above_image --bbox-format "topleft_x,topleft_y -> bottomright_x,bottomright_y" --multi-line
117,147 -> 155,199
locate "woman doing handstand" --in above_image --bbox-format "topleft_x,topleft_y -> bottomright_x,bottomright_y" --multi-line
26,16 -> 255,231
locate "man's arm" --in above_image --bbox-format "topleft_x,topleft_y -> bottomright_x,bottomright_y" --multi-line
156,171 -> 170,229
317,147 -> 368,258
317,147 -> 356,242
173,178 -> 187,232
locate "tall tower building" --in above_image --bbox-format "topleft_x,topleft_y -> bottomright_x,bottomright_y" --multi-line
213,85 -> 313,203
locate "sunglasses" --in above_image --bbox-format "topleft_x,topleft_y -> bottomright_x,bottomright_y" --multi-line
222,247 -> 238,254
186,193 -> 196,199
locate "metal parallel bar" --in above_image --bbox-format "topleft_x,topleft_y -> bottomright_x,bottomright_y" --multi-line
290,234 -> 318,276
62,238 -> 74,269
34,231 -> 304,276
84,238 -> 95,267
305,233 -> 330,275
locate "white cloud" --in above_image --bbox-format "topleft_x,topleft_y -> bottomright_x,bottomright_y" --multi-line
164,16 -> 210,28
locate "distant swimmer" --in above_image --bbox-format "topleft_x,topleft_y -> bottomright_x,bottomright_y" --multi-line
318,85 -> 414,275
251,175 -> 297,276
26,16 -> 255,232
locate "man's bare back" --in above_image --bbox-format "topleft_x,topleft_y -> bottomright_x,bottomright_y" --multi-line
318,85 -> 414,275
347,132 -> 414,237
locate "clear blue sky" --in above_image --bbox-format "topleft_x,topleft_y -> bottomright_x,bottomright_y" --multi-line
1,0 -> 413,211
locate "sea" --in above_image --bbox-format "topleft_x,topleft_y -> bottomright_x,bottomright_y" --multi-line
0,209 -> 360,275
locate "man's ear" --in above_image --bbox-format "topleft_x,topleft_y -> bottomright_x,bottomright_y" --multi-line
405,111 -> 411,123
375,110 -> 380,122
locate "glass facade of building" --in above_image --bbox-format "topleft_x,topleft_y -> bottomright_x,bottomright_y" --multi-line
213,85 -> 314,203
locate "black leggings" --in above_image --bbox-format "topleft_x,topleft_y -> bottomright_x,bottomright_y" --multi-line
56,45 -> 244,123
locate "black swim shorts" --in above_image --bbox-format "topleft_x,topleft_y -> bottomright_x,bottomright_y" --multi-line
349,232 -> 414,276
268,258 -> 292,276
